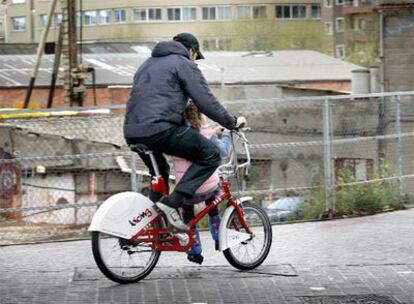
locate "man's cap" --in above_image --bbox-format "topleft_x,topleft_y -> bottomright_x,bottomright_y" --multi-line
173,33 -> 205,60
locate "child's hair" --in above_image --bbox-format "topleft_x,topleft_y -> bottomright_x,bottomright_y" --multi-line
185,102 -> 204,131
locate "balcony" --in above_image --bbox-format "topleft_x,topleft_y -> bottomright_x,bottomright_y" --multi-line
343,0 -> 376,14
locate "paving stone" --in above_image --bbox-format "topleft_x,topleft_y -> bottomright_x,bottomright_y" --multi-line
1,209 -> 414,303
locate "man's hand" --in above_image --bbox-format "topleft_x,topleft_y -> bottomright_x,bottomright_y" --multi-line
236,116 -> 247,129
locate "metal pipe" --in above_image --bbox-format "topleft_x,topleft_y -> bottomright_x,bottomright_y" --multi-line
23,0 -> 58,108
92,68 -> 97,106
79,0 -> 83,63
130,152 -> 138,192
379,10 -> 385,93
395,95 -> 403,201
322,98 -> 333,217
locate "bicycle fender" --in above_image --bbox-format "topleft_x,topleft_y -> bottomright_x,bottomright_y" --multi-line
218,197 -> 252,251
88,191 -> 160,239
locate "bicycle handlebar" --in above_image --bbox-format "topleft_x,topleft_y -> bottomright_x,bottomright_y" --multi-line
218,129 -> 251,176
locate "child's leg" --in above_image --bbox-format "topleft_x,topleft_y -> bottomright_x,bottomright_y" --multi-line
206,196 -> 221,250
182,204 -> 203,264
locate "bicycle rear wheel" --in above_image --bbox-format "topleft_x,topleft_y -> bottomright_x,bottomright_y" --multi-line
91,221 -> 161,284
223,201 -> 272,270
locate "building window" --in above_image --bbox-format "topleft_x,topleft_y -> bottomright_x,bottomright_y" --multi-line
167,7 -> 196,21
237,5 -> 266,19
325,0 -> 333,7
237,5 -> 252,19
276,6 -> 291,18
276,5 -> 306,19
98,10 -> 112,24
336,0 -> 344,5
253,6 -> 267,19
203,6 -> 232,20
292,5 -> 306,18
336,17 -> 345,32
336,44 -> 346,58
148,8 -> 162,21
83,10 -> 97,26
39,13 -> 62,28
76,12 -> 81,26
55,13 -> 62,26
218,6 -> 232,20
12,16 -> 26,31
134,8 -> 161,22
325,21 -> 333,35
168,8 -> 181,21
182,7 -> 196,20
114,8 -> 126,23
39,14 -> 47,28
134,8 -> 146,21
202,7 -> 216,20
311,5 -> 321,19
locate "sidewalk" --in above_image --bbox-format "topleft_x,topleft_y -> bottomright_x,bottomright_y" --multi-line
1,208 -> 414,303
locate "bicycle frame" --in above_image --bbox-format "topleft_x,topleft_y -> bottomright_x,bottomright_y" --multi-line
129,130 -> 253,252
131,180 -> 253,252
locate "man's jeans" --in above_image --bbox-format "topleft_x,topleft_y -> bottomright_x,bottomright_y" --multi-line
126,126 -> 221,208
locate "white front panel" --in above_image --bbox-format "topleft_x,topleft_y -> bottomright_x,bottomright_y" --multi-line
88,191 -> 159,239
218,197 -> 253,251
225,228 -> 251,249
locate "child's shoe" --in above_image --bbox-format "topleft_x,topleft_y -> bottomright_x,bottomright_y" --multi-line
187,253 -> 204,265
208,214 -> 221,250
187,228 -> 203,264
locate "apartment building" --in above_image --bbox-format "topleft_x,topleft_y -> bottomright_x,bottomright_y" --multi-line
5,0 -> 331,53
0,4 -> 5,42
321,0 -> 378,64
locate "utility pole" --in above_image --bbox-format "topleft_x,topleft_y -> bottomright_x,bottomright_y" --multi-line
24,0 -> 89,109
61,0 -> 78,106
47,23 -> 63,108
23,0 -> 58,108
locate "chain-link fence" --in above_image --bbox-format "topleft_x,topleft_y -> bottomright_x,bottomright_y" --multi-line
1,91 -> 414,244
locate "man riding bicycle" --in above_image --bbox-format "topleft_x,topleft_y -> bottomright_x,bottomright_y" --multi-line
124,33 -> 246,232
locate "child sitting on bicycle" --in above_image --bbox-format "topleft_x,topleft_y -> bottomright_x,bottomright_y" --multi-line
171,101 -> 232,265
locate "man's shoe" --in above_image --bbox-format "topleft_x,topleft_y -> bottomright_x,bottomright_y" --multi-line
155,202 -> 190,232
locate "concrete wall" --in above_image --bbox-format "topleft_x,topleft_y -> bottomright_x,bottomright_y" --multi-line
383,9 -> 414,92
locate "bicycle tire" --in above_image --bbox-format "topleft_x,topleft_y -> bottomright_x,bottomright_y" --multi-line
223,201 -> 272,270
91,220 -> 161,284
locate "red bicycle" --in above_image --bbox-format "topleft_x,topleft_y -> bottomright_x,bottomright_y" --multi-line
89,130 -> 272,284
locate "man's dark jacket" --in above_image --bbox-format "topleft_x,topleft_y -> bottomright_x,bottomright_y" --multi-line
123,41 -> 236,139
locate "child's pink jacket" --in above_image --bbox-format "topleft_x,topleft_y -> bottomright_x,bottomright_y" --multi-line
172,125 -> 220,194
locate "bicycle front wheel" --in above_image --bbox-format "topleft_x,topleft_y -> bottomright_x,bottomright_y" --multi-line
223,201 -> 272,270
91,222 -> 161,284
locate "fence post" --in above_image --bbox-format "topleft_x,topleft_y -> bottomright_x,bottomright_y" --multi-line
395,95 -> 403,201
323,98 -> 333,217
130,152 -> 138,192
